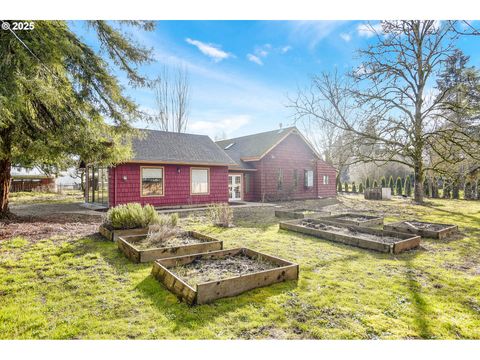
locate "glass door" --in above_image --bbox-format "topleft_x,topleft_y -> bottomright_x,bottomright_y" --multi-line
228,174 -> 242,201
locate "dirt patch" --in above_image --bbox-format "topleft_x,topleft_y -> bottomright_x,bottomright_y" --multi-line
170,254 -> 279,285
335,215 -> 377,222
0,213 -> 101,242
132,233 -> 204,250
404,221 -> 452,231
300,220 -> 399,244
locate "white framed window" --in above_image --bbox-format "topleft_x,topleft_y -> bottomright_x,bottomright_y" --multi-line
141,167 -> 164,197
191,168 -> 209,195
323,175 -> 329,185
304,170 -> 314,187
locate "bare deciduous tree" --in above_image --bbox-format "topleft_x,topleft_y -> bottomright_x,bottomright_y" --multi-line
289,20 -> 480,203
154,65 -> 190,133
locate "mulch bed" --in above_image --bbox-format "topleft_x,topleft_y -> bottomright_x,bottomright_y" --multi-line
0,213 -> 102,242
300,220 -> 399,244
170,254 -> 279,285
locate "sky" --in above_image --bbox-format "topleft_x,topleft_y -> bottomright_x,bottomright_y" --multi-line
69,20 -> 480,140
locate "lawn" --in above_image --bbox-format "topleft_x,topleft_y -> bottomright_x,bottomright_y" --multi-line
9,190 -> 84,205
1,195 -> 479,339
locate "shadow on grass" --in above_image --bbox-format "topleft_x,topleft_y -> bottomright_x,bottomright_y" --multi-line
404,260 -> 433,339
135,274 -> 298,332
422,202 -> 480,224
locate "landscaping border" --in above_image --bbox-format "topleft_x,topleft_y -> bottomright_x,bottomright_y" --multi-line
151,248 -> 299,305
279,218 -> 420,254
117,231 -> 223,263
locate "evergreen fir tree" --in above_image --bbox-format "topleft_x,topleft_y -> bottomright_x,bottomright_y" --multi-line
388,176 -> 395,194
337,179 -> 343,193
380,176 -> 387,188
373,180 -> 378,188
365,177 -> 371,189
359,182 -> 364,193
404,175 -> 412,197
344,182 -> 349,192
352,182 -> 357,193
423,178 -> 430,197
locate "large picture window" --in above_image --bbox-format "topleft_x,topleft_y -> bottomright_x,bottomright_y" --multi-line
141,167 -> 164,196
191,168 -> 209,195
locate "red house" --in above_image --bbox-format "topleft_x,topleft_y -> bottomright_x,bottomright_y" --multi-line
84,127 -> 336,208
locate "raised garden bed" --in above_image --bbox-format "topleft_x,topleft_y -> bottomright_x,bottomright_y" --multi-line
279,218 -> 420,254
151,248 -> 299,305
98,224 -> 148,242
324,213 -> 384,227
118,231 -> 223,263
275,208 -> 330,220
383,220 -> 458,240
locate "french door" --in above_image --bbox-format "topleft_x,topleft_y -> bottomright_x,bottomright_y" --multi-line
228,174 -> 242,201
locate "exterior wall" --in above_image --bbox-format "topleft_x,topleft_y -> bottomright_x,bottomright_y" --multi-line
316,160 -> 337,198
255,133 -> 320,201
108,163 -> 229,208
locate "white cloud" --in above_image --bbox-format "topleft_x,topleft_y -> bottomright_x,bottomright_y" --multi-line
340,33 -> 351,42
280,45 -> 292,53
188,115 -> 251,138
357,23 -> 382,38
247,53 -> 263,65
290,21 -> 347,48
185,38 -> 232,62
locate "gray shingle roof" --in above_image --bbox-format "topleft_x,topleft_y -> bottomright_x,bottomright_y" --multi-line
216,127 -> 300,170
130,129 -> 237,166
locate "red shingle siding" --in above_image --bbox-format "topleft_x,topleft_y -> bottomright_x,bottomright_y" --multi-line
317,160 -> 337,198
108,163 -> 228,207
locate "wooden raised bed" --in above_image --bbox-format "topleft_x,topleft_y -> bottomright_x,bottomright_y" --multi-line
151,248 -> 299,305
383,220 -> 458,240
324,213 -> 384,227
279,218 -> 420,254
118,231 -> 223,263
275,208 -> 331,220
98,224 -> 148,242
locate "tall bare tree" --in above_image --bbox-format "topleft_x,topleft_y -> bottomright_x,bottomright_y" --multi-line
289,20 -> 480,203
154,65 -> 190,133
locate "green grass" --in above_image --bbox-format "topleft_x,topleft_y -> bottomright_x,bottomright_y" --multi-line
1,196 -> 480,339
9,190 -> 84,205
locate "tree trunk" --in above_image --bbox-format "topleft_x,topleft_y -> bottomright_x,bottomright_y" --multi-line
0,127 -> 13,218
413,160 -> 424,203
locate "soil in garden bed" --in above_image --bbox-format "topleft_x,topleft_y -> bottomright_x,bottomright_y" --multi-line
169,254 -> 279,285
301,220 -> 399,244
335,215 -> 377,222
132,233 -> 204,250
404,221 -> 452,231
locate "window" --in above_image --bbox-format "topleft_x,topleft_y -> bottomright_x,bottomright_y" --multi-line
304,170 -> 314,187
277,169 -> 284,190
141,167 -> 164,196
293,169 -> 298,189
323,175 -> 329,185
191,168 -> 209,194
245,173 -> 251,194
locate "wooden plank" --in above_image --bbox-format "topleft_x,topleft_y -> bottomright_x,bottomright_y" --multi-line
196,264 -> 298,304
151,261 -> 197,305
324,213 -> 384,227
384,220 -> 458,239
392,236 -> 421,254
157,248 -> 244,268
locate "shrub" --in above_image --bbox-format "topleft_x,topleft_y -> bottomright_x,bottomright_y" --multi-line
358,182 -> 364,193
104,203 -> 160,230
477,179 -> 480,200
373,180 -> 378,188
208,203 -> 233,227
404,175 -> 412,197
146,224 -> 180,244
344,182 -> 349,192
396,177 -> 403,196
352,182 -> 357,193
423,178 -> 430,197
365,177 -> 371,189
388,176 -> 395,193
380,176 -> 387,188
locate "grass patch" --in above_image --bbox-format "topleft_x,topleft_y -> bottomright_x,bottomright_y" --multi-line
9,190 -> 84,205
1,195 -> 480,339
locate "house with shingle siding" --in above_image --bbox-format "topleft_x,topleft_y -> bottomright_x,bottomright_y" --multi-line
84,127 -> 336,208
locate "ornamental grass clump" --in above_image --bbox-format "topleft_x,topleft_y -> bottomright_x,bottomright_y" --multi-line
144,213 -> 182,246
208,203 -> 233,227
104,203 -> 160,230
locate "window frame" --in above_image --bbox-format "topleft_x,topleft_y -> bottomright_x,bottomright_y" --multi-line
304,169 -> 314,188
323,175 -> 329,185
190,167 -> 210,195
140,166 -> 165,197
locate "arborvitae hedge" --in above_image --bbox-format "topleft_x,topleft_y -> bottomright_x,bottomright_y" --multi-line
388,176 -> 394,193
396,177 -> 403,196
380,176 -> 387,188
365,177 -> 371,189
359,182 -> 364,193
352,182 -> 357,193
337,180 -> 343,193
373,180 -> 378,188
344,181 -> 349,192
404,175 -> 412,197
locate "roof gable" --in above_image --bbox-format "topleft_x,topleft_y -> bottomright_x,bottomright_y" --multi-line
216,127 -> 320,169
130,129 -> 236,166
